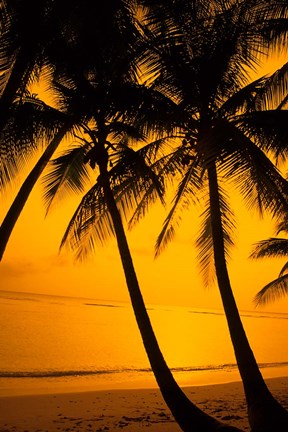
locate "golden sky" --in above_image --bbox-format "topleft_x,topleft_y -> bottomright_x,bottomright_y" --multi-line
0,53 -> 288,314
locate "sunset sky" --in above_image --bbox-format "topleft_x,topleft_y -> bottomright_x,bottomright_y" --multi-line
1,53 -> 288,314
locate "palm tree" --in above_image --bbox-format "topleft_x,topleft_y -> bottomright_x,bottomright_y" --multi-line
0,6 -> 243,428
250,218 -> 288,305
130,1 -> 288,430
40,70 -> 242,431
248,60 -> 288,307
0,1 -> 284,429
0,0 -> 138,185
0,0 -> 141,255
0,89 -> 74,260
0,0 -> 63,134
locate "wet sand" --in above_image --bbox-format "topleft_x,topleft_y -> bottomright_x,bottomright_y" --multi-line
0,377 -> 287,431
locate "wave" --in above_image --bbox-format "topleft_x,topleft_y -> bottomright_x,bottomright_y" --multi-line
1,290 -> 288,321
1,361 -> 288,379
188,309 -> 288,320
84,303 -> 121,308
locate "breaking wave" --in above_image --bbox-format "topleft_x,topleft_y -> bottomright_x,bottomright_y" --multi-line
2,361 -> 288,379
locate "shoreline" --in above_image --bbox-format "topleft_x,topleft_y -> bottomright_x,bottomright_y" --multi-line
0,376 -> 287,432
1,364 -> 287,398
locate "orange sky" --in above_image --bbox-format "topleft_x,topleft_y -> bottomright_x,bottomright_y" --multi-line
0,53 -> 288,314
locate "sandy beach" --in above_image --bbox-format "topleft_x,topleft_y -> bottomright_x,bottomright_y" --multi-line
0,377 -> 287,432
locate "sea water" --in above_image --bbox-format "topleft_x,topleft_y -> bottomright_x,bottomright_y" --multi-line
0,290 -> 287,395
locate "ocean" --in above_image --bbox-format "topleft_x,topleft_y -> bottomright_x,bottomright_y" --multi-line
0,290 -> 287,396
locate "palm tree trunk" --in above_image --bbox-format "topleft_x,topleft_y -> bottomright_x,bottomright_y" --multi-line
0,127 -> 67,261
98,161 -> 243,432
207,162 -> 288,431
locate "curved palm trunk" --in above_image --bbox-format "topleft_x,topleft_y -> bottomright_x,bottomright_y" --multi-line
0,127 -> 68,261
99,161 -> 243,432
207,162 -> 288,432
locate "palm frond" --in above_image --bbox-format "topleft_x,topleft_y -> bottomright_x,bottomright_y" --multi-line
250,238 -> 288,259
60,183 -> 115,261
219,75 -> 268,115
279,261 -> 288,277
217,185 -> 236,258
137,135 -> 177,161
114,174 -> 160,228
259,2 -> 288,52
0,94 -> 68,187
251,62 -> 288,110
254,274 -> 288,306
234,109 -> 288,162
221,127 -> 288,219
196,183 -> 235,286
0,153 -> 18,189
108,121 -> 146,143
109,142 -> 167,226
195,199 -> 216,287
276,218 -> 288,235
119,142 -> 178,229
155,156 -> 203,257
42,143 -> 91,213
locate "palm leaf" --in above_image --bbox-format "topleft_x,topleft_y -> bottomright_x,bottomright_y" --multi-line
254,274 -> 288,306
279,261 -> 288,277
60,183 -> 114,261
155,154 -> 203,257
219,75 -> 268,115
276,218 -> 288,235
250,238 -> 288,259
108,141 -> 168,227
251,62 -> 288,110
0,94 -> 67,187
124,136 -> 195,228
196,184 -> 235,286
195,198 -> 216,287
220,125 -> 288,218
42,143 -> 91,213
234,109 -> 288,162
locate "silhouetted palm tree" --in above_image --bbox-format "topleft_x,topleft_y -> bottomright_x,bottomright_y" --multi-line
0,0 -> 64,135
1,2 -> 286,431
132,1 -> 288,430
0,0 -> 139,185
0,0 -> 140,255
250,218 -> 288,305
0,94 -> 77,260
41,71 -> 242,431
0,8 -> 243,429
248,60 -> 288,306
